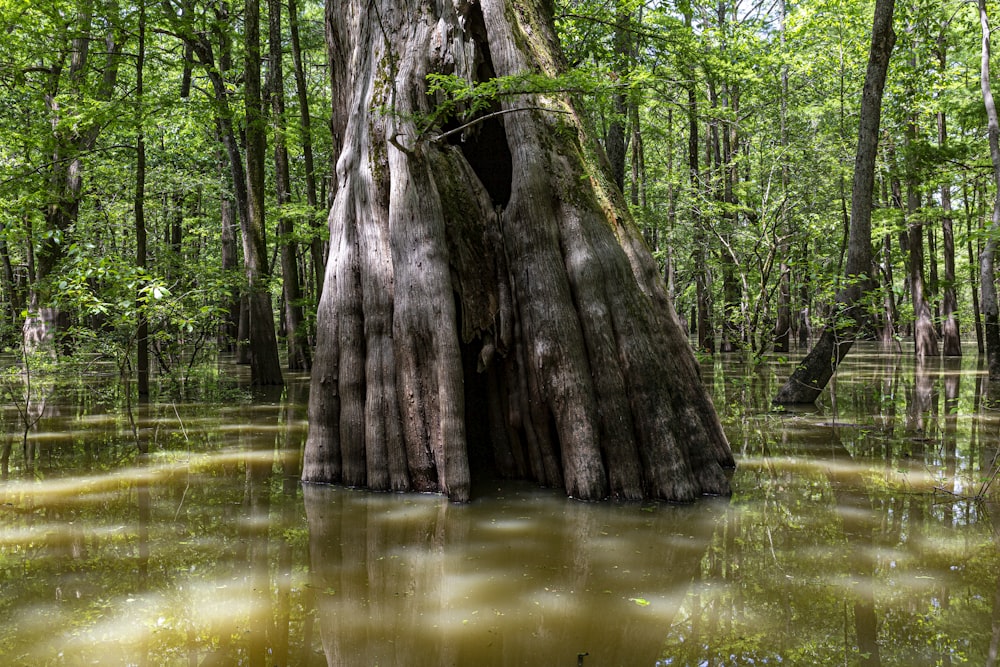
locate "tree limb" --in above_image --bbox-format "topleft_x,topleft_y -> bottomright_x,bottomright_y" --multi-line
428,106 -> 571,144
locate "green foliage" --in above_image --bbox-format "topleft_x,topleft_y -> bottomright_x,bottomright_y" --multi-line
420,67 -> 636,137
0,0 -> 994,396
0,0 -> 331,384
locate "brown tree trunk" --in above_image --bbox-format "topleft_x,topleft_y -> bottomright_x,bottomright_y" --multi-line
25,5 -> 121,350
0,224 -> 19,329
220,194 -> 240,351
681,8 -> 713,355
605,5 -> 630,193
288,0 -> 326,296
773,0 -> 895,404
798,241 -> 812,346
303,0 -> 733,502
135,0 -> 149,397
906,186 -> 938,358
880,232 -> 898,346
774,0 -> 791,354
720,82 -> 741,353
967,183 -> 985,354
165,1 -> 283,385
268,0 -> 311,372
243,0 -> 284,386
980,0 -> 1000,381
906,102 -> 938,358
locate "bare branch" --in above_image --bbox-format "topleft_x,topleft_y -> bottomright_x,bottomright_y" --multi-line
429,106 -> 571,144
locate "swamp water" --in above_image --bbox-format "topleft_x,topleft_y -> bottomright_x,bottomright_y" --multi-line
1,343 -> 999,665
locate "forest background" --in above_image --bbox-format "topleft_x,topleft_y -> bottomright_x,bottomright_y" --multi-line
0,0 -> 996,392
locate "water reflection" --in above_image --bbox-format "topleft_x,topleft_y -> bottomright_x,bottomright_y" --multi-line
676,343 -> 1000,665
304,484 -> 717,666
1,348 -> 1000,664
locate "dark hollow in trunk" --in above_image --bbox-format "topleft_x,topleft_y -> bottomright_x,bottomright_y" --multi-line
302,0 -> 734,502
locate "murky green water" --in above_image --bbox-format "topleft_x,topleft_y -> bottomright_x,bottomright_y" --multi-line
1,344 -> 999,665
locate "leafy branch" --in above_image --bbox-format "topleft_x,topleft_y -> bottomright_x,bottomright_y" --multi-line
417,68 -> 642,136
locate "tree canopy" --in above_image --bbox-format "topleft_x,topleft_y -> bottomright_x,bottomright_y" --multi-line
1,0 -> 1000,485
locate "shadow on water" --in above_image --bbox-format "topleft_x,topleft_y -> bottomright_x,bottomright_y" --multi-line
2,346 -> 1000,664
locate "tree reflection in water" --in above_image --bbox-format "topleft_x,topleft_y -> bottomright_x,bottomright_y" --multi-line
663,343 -> 1000,665
304,482 -> 717,666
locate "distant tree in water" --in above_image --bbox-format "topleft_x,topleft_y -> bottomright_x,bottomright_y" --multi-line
773,0 -> 896,404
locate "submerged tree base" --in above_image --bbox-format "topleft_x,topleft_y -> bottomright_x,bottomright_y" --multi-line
302,0 -> 734,502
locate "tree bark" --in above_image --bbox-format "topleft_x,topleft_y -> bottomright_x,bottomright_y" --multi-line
0,222 -> 20,329
773,0 -> 895,404
25,3 -> 121,350
774,0 -> 791,354
720,82 -> 741,353
606,5 -> 630,193
303,0 -> 734,502
684,8 -> 713,355
904,65 -> 938,359
135,0 -> 149,397
879,231 -> 898,346
967,183 -> 985,354
219,193 -> 240,351
165,1 -> 283,385
243,0 -> 284,386
268,0 -> 311,371
980,0 -> 1000,381
288,0 -> 326,296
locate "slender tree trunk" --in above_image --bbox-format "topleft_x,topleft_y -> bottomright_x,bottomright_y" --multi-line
0,220 -> 21,332
25,6 -> 121,350
135,0 -> 149,397
880,232 -> 898,346
217,186 -> 239,347
167,192 -> 184,277
980,0 -> 1000,381
798,241 -> 812,346
606,5 -> 630,193
665,107 -> 677,303
938,102 -> 961,357
165,2 -> 283,384
721,80 -> 742,352
836,25 -> 850,280
907,185 -> 938,358
629,89 -> 645,211
288,0 -> 325,296
926,206 -> 940,328
303,0 -> 733,502
242,0 -> 284,386
905,95 -> 938,358
967,180 -> 985,353
773,0 -> 895,404
774,0 -> 791,354
686,10 -> 713,354
268,0 -> 311,371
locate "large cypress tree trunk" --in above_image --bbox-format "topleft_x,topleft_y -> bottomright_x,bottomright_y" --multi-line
302,0 -> 733,502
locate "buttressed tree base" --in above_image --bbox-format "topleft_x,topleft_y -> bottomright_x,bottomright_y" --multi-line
302,0 -> 735,502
